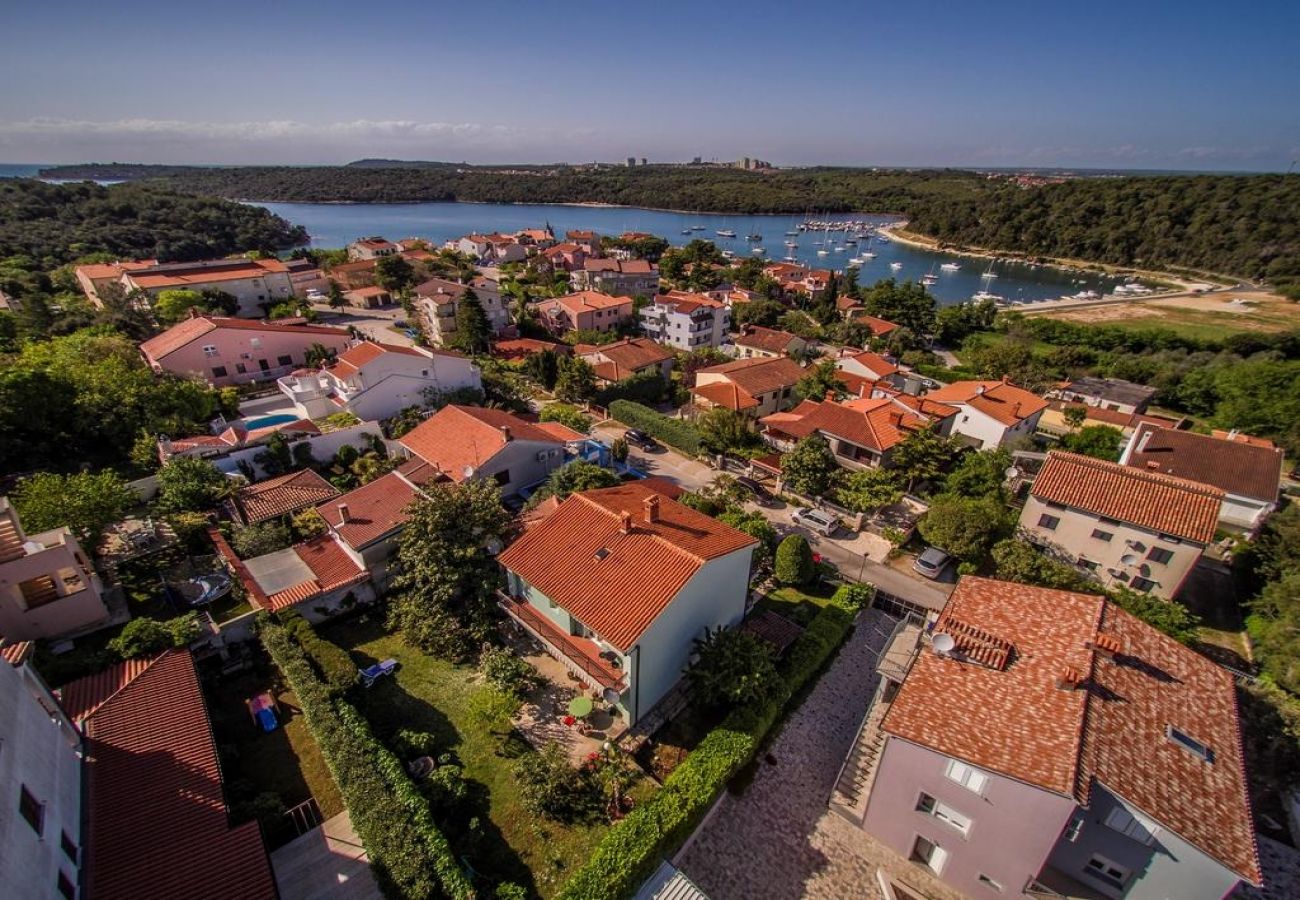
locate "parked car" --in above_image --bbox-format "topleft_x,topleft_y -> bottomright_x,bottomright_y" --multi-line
792,507 -> 841,536
733,476 -> 771,506
913,546 -> 952,579
623,428 -> 659,451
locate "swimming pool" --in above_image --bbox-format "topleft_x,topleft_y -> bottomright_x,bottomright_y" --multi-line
243,413 -> 299,429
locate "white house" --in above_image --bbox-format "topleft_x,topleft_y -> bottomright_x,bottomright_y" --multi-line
639,291 -> 731,350
276,340 -> 481,422
413,276 -> 511,347
497,482 -> 757,724
923,378 -> 1048,449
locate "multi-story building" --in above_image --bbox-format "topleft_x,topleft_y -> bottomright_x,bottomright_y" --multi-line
571,258 -> 659,298
1056,376 -> 1158,415
923,378 -> 1048,449
413,276 -> 510,347
691,356 -> 807,417
77,258 -> 296,317
535,291 -> 634,335
497,482 -> 756,725
639,291 -> 731,350
1019,450 -> 1222,599
0,497 -> 110,641
733,324 -> 808,360
833,576 -> 1260,900
453,233 -> 527,264
347,238 -> 399,260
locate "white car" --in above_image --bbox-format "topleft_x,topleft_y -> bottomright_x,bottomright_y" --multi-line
792,507 -> 841,537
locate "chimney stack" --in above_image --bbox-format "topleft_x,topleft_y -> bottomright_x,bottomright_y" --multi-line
1055,666 -> 1083,691
500,425 -> 512,442
859,382 -> 869,399
620,511 -> 633,534
643,494 -> 660,525
1089,633 -> 1122,659
976,384 -> 986,396
824,390 -> 837,402
188,306 -> 202,319
337,502 -> 350,524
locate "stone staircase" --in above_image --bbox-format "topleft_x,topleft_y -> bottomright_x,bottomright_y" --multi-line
830,698 -> 889,825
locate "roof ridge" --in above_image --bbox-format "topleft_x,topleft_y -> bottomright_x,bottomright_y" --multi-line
1050,450 -> 1225,498
64,653 -> 165,723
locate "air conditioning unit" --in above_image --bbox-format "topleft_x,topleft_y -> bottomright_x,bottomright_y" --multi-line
536,451 -> 549,462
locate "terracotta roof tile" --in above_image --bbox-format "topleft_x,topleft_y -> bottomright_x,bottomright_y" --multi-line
139,315 -> 349,361
691,380 -> 759,411
56,657 -> 154,722
1125,423 -> 1283,503
695,356 -> 806,397
235,468 -> 339,522
497,483 -> 756,651
317,471 -> 418,549
265,536 -> 368,610
398,405 -> 563,481
127,257 -> 287,290
760,396 -> 930,452
580,338 -> 672,380
1033,450 -> 1223,543
734,325 -> 801,354
534,421 -> 587,442
924,379 -> 1048,426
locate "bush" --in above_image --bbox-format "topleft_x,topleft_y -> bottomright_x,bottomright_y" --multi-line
686,627 -> 779,710
610,436 -> 629,463
539,402 -> 593,434
107,613 -> 201,659
775,534 -> 814,586
516,741 -> 598,822
467,685 -> 521,735
594,371 -> 670,408
392,728 -> 436,760
832,582 -> 876,610
609,400 -> 701,455
480,645 -> 542,699
231,521 -> 291,558
278,610 -> 357,693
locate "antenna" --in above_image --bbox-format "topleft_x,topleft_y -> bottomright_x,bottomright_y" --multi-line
932,633 -> 956,656
1004,466 -> 1021,480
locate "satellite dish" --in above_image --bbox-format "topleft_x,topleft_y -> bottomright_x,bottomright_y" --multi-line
484,536 -> 503,556
1004,466 -> 1021,480
932,633 -> 956,656
1120,553 -> 1138,566
602,688 -> 621,705
462,465 -> 476,479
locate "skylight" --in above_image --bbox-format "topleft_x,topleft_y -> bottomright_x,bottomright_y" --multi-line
1167,725 -> 1214,763
594,547 -> 611,561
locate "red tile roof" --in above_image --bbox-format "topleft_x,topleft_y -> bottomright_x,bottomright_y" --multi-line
691,380 -> 759,411
694,356 -> 807,398
1125,423 -> 1283,503
235,468 -> 340,523
324,340 -> 457,378
265,535 -> 368,610
75,651 -> 277,900
317,470 -> 419,549
534,421 -> 587,442
852,314 -> 899,336
1032,450 -> 1223,543
398,405 -> 562,481
56,657 -> 154,722
497,483 -> 756,651
924,378 -> 1048,426
884,577 -> 1259,885
759,396 -> 930,451
840,350 -> 898,379
580,338 -> 672,381
539,290 -> 634,316
734,325 -> 801,354
127,258 -> 288,290
491,337 -> 570,360
139,315 -> 349,361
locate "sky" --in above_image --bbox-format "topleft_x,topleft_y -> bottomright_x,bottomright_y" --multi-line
2,0 -> 1297,172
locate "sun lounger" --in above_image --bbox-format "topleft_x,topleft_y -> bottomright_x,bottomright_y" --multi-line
359,658 -> 399,686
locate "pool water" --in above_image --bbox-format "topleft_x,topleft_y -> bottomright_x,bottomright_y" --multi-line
243,413 -> 299,429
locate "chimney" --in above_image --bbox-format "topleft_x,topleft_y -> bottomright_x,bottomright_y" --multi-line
337,502 -> 350,524
824,390 -> 837,402
1136,427 -> 1155,454
500,425 -> 512,442
620,511 -> 633,535
1088,633 -> 1122,659
188,306 -> 202,319
859,382 -> 869,399
890,411 -> 904,426
643,494 -> 660,525
976,384 -> 986,396
1001,374 -> 1010,384
1055,666 -> 1083,691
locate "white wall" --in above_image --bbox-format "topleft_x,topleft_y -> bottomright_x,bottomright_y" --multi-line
470,439 -> 565,497
208,422 -> 382,479
948,405 -> 1009,449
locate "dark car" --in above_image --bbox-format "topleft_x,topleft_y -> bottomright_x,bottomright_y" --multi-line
623,428 -> 659,451
733,476 -> 771,506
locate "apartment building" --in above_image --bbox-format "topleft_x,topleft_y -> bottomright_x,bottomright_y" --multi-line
639,291 -> 731,350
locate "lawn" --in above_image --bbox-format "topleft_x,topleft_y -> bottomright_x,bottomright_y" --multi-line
760,581 -> 838,626
320,616 -> 657,899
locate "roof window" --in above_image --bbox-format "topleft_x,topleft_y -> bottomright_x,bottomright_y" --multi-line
1167,725 -> 1214,763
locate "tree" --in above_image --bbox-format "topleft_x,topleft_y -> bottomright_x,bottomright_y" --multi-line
794,360 -> 849,403
942,448 -> 1010,499
539,402 -> 592,433
732,299 -> 786,330
1062,405 -> 1088,429
554,356 -> 597,403
917,494 -> 1010,562
1249,572 -> 1300,691
388,480 -> 511,651
890,426 -> 953,491
697,407 -> 760,456
515,741 -> 596,822
1111,587 -> 1202,646
231,521 -> 292,558
527,461 -> 619,506
686,626 -> 779,709
374,255 -> 416,292
12,470 -> 135,545
991,539 -> 1090,590
933,299 -> 997,346
775,534 -> 815,586
610,437 -> 629,463
451,290 -> 492,355
156,456 -> 235,512
717,509 -> 777,573
154,289 -> 206,324
107,613 -> 201,659
327,281 -> 347,309
836,468 -> 903,514
1059,424 -> 1124,460
523,349 -> 560,389
782,435 -> 839,497
861,278 -> 936,335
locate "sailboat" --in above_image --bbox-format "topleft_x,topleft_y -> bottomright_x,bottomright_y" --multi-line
890,261 -> 903,271
940,261 -> 961,272
981,262 -> 999,280
921,264 -> 938,286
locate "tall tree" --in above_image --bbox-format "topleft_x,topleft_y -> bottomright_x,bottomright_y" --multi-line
794,360 -> 849,402
782,434 -> 839,497
451,290 -> 492,355
12,470 -> 136,546
374,254 -> 416,292
554,356 -> 596,403
891,426 -> 953,491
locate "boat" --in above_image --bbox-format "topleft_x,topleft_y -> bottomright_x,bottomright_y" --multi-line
816,248 -> 830,257
782,254 -> 798,262
691,224 -> 707,231
848,255 -> 864,265
890,261 -> 903,271
746,232 -> 763,241
721,249 -> 737,260
751,246 -> 767,255
844,238 -> 858,246
981,263 -> 998,280
784,239 -> 798,247
834,245 -> 845,253
921,274 -> 938,286
971,291 -> 1004,302
716,229 -> 736,238
784,230 -> 799,236
681,229 -> 693,235
863,251 -> 877,259
940,262 -> 961,271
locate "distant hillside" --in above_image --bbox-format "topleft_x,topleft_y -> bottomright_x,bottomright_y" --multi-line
345,158 -> 460,169
38,163 -> 206,181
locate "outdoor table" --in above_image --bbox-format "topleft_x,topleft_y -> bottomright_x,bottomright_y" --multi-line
568,696 -> 594,718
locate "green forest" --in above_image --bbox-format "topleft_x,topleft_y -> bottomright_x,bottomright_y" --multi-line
38,163 -> 1300,296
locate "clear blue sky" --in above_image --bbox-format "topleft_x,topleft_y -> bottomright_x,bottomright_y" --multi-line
2,0 -> 1297,171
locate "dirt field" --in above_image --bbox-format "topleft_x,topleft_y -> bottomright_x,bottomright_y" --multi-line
1038,289 -> 1300,337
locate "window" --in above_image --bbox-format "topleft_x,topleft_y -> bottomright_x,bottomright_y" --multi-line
235,363 -> 247,374
57,872 -> 76,900
258,359 -> 270,372
945,760 -> 988,794
277,355 -> 293,367
1090,529 -> 1114,542
910,835 -> 947,874
202,344 -> 218,357
916,793 -> 971,836
19,785 -> 43,835
1083,854 -> 1131,888
1104,806 -> 1159,845
1079,559 -> 1100,572
1130,576 -> 1157,593
1037,514 -> 1060,531
977,874 -> 1003,892
1167,726 -> 1214,762
493,470 -> 511,486
1147,547 -> 1174,565
211,366 -> 227,378
60,830 -> 78,862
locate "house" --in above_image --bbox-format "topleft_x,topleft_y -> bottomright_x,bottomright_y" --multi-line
1056,376 -> 1158,415
398,405 -> 567,498
343,285 -> 392,309
844,576 -> 1259,900
326,258 -> 378,290
535,291 -> 634,335
58,651 -> 278,900
578,338 -> 674,385
733,324 -> 808,360
571,258 -> 659,298
1119,423 -> 1284,532
640,291 -> 732,350
1038,401 -> 1184,438
78,258 -> 296,317
922,378 -> 1048,449
836,295 -> 865,318
413,276 -> 510,347
834,348 -> 903,392
347,238 -> 399,260
454,233 -> 527,264
72,259 -> 156,305
277,340 -> 481,422
762,262 -> 833,300
852,313 -> 900,340
0,639 -> 83,900
283,257 -> 328,295
1019,450 -> 1222,599
565,229 -> 601,254
0,497 -> 110,641
497,482 -> 756,724
232,468 -> 340,525
539,243 -> 588,273
691,356 -> 807,417
761,394 -> 956,470
139,312 -> 352,387
514,228 -> 556,249
490,337 -> 572,362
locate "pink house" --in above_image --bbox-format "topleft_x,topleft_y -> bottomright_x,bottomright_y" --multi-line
139,311 -> 353,387
534,291 -> 634,335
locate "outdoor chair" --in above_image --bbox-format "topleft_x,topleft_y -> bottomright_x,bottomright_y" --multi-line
359,658 -> 399,687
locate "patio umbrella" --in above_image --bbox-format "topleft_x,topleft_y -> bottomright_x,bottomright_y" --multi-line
568,696 -> 594,718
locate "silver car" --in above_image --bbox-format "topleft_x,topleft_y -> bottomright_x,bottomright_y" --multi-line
792,507 -> 841,537
913,546 -> 953,579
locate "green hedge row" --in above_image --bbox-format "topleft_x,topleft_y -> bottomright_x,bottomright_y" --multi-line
608,399 -> 701,456
261,621 -> 475,900
278,610 -> 357,693
556,594 -> 859,899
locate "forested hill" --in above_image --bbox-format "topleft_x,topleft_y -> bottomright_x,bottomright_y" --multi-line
0,180 -> 308,266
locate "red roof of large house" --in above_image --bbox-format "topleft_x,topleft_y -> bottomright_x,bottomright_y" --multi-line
265,535 -> 369,610
398,405 -> 562,482
840,349 -> 899,379
693,356 -> 807,398
734,325 -> 802,354
1124,423 -> 1283,503
71,651 -> 278,900
126,258 -> 288,290
924,378 -> 1048,426
235,468 -> 340,523
883,577 -> 1259,885
1032,450 -> 1223,543
538,290 -> 633,317
139,314 -> 349,361
324,340 -> 458,379
317,470 -> 419,549
852,314 -> 900,336
760,396 -> 930,451
497,483 -> 756,651
579,338 -> 672,381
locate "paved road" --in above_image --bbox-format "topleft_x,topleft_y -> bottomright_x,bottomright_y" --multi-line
311,304 -> 416,347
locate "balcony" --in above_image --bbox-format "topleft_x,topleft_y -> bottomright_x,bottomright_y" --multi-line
498,592 -> 627,693
277,373 -> 328,403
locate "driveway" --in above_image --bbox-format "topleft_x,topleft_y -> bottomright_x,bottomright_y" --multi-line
312,304 -> 415,347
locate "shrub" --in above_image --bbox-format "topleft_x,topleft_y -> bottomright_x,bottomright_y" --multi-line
392,728 -> 437,760
832,582 -> 876,610
467,685 -> 521,735
516,741 -> 598,822
594,371 -> 670,408
278,610 -> 357,693
775,534 -> 814,586
609,400 -> 701,455
423,763 -> 471,823
686,627 -> 779,710
610,437 -> 629,463
539,402 -> 593,434
108,613 -> 200,659
480,645 -> 542,699
231,521 -> 291,558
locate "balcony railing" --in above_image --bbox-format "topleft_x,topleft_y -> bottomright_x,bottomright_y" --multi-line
498,591 -> 626,692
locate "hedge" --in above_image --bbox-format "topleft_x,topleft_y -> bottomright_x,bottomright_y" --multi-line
556,593 -> 859,899
279,610 -> 357,693
261,621 -> 475,900
608,400 -> 701,456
